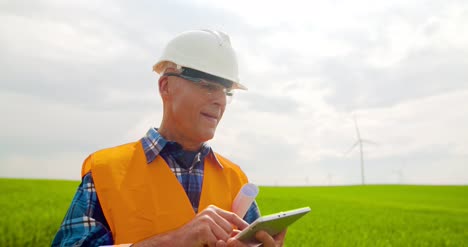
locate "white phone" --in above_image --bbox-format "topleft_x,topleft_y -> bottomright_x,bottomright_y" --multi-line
234,207 -> 311,245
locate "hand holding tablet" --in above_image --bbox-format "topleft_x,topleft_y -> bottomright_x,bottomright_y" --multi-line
234,207 -> 311,245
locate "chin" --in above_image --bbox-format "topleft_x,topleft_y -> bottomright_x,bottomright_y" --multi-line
197,128 -> 216,142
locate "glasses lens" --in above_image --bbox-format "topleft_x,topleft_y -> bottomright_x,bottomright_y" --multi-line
184,77 -> 233,97
163,72 -> 234,102
198,80 -> 223,92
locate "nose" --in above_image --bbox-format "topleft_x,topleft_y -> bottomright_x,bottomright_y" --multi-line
208,89 -> 227,106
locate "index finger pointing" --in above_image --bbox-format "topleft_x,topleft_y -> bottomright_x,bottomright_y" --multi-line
214,207 -> 249,230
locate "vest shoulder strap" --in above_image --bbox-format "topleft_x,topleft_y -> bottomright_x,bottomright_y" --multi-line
81,142 -> 139,177
215,153 -> 248,181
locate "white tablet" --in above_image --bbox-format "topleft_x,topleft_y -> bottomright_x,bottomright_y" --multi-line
234,207 -> 311,244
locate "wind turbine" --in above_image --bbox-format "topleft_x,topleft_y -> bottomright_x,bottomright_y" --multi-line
327,173 -> 333,186
392,162 -> 406,184
393,169 -> 404,184
344,115 -> 376,185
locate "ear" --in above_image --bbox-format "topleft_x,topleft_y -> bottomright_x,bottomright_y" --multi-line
159,76 -> 170,100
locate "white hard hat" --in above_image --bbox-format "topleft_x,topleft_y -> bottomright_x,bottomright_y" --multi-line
153,30 -> 247,90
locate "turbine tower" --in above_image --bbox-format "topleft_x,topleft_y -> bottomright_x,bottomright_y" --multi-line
393,169 -> 404,184
344,115 -> 376,185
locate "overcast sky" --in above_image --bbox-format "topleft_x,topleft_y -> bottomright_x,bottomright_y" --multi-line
1,0 -> 467,185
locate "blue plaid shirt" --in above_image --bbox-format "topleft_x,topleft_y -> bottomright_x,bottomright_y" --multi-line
52,128 -> 260,246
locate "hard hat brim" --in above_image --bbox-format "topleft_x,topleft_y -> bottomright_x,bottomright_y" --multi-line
154,61 -> 248,90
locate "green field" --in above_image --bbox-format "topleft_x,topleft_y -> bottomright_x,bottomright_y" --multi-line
0,179 -> 467,246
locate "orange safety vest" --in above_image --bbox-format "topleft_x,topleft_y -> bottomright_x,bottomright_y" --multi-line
81,141 -> 248,244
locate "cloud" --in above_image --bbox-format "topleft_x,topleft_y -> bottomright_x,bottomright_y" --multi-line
239,93 -> 300,114
317,2 -> 468,111
0,0 -> 250,106
1,0 -> 467,185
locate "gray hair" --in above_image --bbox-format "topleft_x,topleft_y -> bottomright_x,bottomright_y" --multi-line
153,61 -> 182,74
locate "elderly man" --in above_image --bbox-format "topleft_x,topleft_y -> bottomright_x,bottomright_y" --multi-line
52,30 -> 286,247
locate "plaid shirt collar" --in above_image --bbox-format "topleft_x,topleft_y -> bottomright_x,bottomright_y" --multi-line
140,128 -> 223,168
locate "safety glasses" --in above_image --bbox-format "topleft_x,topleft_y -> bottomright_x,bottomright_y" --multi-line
163,67 -> 234,102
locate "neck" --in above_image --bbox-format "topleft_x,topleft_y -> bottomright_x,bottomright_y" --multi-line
158,124 -> 203,152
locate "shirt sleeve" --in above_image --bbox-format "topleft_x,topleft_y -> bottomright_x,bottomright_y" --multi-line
51,172 -> 113,247
243,200 -> 261,224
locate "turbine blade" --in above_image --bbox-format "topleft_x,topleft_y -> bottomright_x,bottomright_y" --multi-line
361,139 -> 378,145
353,115 -> 361,139
343,141 -> 359,156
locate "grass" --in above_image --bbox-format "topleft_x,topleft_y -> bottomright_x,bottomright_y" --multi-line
0,179 -> 467,246
0,178 -> 78,246
257,185 -> 468,246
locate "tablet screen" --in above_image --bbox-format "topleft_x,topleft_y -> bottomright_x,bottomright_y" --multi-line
235,207 -> 311,244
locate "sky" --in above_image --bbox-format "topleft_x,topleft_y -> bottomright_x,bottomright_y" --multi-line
1,0 -> 467,185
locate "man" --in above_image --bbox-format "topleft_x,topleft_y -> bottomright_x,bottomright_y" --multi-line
52,30 -> 286,246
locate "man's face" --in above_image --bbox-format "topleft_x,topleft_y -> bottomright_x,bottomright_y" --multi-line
163,75 -> 227,144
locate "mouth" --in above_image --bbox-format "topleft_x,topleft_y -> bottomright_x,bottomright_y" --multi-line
201,112 -> 219,124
